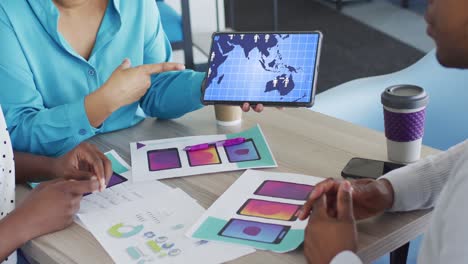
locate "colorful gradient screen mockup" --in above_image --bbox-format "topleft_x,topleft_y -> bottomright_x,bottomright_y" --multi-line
147,148 -> 182,171
186,144 -> 221,167
224,139 -> 260,163
237,199 -> 300,221
254,180 -> 314,200
219,219 -> 289,244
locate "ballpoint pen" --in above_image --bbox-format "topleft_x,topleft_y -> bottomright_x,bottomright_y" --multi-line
183,137 -> 246,151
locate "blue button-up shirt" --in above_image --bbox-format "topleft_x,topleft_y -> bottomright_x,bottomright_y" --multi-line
0,0 -> 204,156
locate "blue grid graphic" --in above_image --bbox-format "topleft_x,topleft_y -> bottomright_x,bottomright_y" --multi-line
204,33 -> 319,103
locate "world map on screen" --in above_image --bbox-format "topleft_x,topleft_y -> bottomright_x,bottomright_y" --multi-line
203,33 -> 319,103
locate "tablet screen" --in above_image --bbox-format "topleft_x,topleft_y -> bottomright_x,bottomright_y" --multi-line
202,32 -> 322,106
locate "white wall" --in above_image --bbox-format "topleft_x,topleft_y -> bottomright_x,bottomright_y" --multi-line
164,0 -> 225,33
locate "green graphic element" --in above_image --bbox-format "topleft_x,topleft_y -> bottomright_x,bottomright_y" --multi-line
126,246 -> 143,260
108,223 -> 144,238
105,152 -> 129,174
146,240 -> 162,253
226,125 -> 276,169
192,217 -> 303,252
28,182 -> 39,188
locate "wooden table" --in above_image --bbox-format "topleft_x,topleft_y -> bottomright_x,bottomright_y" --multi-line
17,106 -> 437,264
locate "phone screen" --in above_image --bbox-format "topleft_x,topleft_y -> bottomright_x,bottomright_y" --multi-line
254,180 -> 314,201
147,148 -> 182,171
218,219 -> 290,244
237,199 -> 301,221
202,32 -> 322,107
341,158 -> 405,179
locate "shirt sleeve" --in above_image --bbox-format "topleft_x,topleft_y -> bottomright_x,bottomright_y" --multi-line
380,140 -> 468,211
139,0 -> 204,119
330,251 -> 363,264
0,9 -> 96,156
436,166 -> 468,264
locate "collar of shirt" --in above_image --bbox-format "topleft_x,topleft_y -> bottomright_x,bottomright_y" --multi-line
26,0 -> 122,63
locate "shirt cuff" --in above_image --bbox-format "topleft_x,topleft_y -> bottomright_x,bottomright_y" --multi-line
190,71 -> 205,109
67,97 -> 98,142
330,251 -> 362,264
379,167 -> 414,211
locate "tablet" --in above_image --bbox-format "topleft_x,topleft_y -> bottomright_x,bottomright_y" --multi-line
202,31 -> 322,107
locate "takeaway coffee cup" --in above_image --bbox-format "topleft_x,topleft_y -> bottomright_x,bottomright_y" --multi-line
214,105 -> 242,126
381,85 -> 429,163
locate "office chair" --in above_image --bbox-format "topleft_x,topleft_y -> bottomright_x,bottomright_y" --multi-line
156,0 -> 195,69
313,49 -> 468,151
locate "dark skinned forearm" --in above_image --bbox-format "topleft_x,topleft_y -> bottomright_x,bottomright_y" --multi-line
14,152 -> 57,183
0,211 -> 31,261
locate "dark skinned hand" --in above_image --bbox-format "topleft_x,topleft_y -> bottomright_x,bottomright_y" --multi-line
299,178 -> 394,221
51,142 -> 113,192
304,181 -> 358,264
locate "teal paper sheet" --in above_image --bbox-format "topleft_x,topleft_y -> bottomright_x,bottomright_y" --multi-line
227,124 -> 276,169
192,216 -> 304,253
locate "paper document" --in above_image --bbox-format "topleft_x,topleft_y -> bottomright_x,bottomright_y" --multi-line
79,189 -> 255,264
79,181 -> 172,214
78,150 -> 171,216
188,170 -> 324,253
130,125 -> 277,182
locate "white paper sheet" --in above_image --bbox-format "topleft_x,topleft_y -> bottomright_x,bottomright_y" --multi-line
76,150 -> 172,228
78,189 -> 255,264
79,181 -> 172,214
187,170 -> 325,253
130,125 -> 277,182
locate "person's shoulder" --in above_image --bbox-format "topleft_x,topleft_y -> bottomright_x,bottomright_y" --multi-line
0,0 -> 29,11
0,1 -> 9,28
117,0 -> 159,24
0,0 -> 30,26
117,0 -> 158,15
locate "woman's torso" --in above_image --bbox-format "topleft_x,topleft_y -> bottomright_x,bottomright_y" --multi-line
0,106 -> 16,264
0,0 -> 163,132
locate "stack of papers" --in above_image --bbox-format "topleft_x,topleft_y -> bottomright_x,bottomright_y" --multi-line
77,150 -> 254,264
76,126 -> 284,263
78,189 -> 254,264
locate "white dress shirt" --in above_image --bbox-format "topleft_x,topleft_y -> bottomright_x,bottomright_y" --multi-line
0,106 -> 16,264
331,140 -> 468,264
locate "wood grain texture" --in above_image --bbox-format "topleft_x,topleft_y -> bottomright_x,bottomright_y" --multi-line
17,107 -> 438,264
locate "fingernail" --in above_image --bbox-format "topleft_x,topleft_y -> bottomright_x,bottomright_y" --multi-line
91,176 -> 97,181
343,181 -> 352,192
100,181 -> 106,192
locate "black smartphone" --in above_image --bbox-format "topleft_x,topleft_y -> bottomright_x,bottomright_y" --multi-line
341,157 -> 405,179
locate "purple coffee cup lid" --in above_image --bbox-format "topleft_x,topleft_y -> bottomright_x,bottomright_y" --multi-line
381,85 -> 429,110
